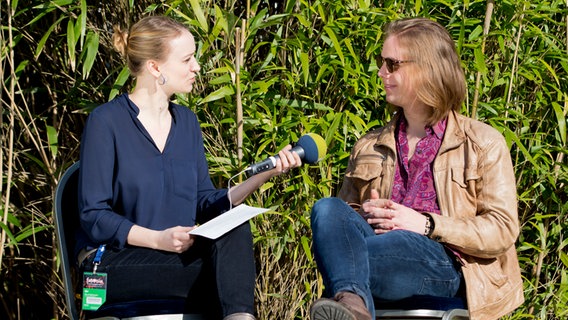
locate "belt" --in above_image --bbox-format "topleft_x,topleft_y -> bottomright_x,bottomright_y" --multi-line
77,247 -> 98,267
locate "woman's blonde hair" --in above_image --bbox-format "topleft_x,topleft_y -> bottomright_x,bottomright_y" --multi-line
113,16 -> 188,76
383,18 -> 466,125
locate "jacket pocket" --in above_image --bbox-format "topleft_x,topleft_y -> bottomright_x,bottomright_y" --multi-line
451,167 -> 481,188
347,159 -> 385,193
348,152 -> 389,179
481,259 -> 508,288
465,258 -> 509,305
348,161 -> 384,181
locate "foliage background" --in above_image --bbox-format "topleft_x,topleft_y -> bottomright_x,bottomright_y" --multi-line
1,0 -> 567,319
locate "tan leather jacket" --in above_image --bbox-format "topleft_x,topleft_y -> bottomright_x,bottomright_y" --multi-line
338,111 -> 524,320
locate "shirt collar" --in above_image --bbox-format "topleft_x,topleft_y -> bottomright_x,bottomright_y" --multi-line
398,114 -> 447,139
124,93 -> 177,123
432,117 -> 447,139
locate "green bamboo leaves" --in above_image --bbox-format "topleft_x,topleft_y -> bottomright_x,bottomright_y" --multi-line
32,0 -> 98,77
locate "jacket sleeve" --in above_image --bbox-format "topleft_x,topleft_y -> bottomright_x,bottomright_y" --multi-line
337,151 -> 364,211
338,126 -> 397,210
431,130 -> 520,259
337,129 -> 392,211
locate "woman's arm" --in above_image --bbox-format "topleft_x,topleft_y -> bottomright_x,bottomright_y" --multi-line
228,145 -> 302,205
127,224 -> 196,253
79,107 -> 135,248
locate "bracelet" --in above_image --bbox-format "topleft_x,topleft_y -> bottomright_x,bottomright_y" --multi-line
422,213 -> 435,238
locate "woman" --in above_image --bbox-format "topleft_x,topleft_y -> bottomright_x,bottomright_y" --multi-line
309,18 -> 524,320
76,16 -> 301,320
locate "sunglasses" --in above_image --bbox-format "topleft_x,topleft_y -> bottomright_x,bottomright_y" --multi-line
375,56 -> 413,73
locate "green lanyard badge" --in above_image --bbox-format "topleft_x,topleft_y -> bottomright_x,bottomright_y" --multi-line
82,245 -> 107,311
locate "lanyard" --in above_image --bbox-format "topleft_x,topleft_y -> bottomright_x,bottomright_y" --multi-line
92,244 -> 106,274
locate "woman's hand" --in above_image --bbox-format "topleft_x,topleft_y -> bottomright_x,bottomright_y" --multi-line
227,144 -> 303,206
156,226 -> 196,253
270,144 -> 303,177
128,225 -> 197,253
361,189 -> 428,235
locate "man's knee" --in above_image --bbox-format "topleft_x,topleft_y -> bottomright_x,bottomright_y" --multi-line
312,197 -> 344,220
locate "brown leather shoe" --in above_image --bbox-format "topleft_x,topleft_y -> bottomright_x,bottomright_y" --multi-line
310,291 -> 372,320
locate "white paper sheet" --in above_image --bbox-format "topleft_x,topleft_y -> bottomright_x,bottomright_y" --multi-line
188,204 -> 269,239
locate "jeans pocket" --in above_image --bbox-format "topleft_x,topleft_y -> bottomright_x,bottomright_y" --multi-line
420,275 -> 461,297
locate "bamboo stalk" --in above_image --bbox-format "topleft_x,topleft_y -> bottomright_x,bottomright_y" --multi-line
471,0 -> 494,118
241,19 -> 246,67
506,5 -> 526,119
247,0 -> 251,20
1,0 -> 16,273
235,27 -> 243,182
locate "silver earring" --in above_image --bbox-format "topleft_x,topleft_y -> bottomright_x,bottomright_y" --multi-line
158,74 -> 167,85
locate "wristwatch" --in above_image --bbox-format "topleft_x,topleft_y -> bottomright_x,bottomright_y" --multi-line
422,213 -> 435,238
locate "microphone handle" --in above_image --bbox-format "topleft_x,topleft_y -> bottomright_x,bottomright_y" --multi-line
245,146 -> 305,176
246,156 -> 277,176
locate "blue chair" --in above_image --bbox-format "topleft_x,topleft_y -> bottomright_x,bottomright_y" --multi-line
375,295 -> 469,319
54,162 -> 206,320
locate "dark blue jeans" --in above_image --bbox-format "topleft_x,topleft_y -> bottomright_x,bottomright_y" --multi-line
311,197 -> 462,318
81,222 -> 255,318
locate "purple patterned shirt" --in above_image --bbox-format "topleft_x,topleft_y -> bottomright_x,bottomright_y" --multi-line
391,116 -> 447,215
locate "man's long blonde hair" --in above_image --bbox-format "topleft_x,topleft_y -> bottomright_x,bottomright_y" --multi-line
383,18 -> 466,125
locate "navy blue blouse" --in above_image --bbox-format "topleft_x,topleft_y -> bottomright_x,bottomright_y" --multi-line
77,94 -> 229,251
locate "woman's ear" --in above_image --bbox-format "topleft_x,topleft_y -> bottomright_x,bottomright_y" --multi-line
145,60 -> 161,78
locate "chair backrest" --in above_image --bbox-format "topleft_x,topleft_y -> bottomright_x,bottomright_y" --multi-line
54,161 -> 81,320
54,162 -> 205,320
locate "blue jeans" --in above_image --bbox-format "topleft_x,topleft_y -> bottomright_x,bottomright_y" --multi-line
80,222 -> 255,318
311,197 -> 462,318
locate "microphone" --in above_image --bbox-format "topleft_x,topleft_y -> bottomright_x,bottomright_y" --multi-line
244,133 -> 327,177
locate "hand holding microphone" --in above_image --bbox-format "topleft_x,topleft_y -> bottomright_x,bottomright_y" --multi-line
245,133 -> 327,177
224,133 -> 327,208
273,145 -> 303,175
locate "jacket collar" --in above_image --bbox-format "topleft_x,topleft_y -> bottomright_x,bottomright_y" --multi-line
438,110 -> 466,155
373,112 -> 399,153
373,110 -> 466,154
